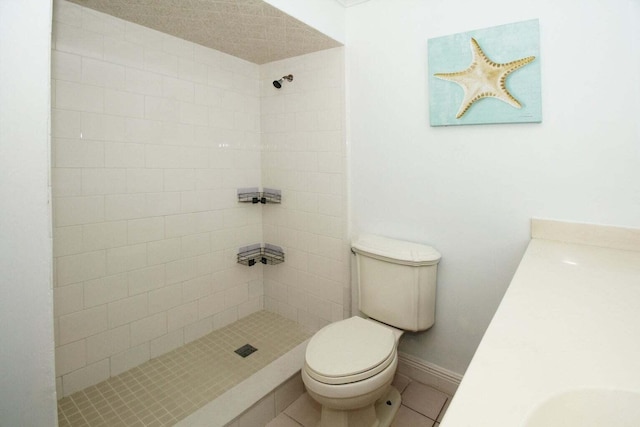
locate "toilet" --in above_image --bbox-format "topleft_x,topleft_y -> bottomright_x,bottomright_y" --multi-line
302,234 -> 441,427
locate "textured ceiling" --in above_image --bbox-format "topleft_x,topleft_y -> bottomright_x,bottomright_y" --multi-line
68,0 -> 343,64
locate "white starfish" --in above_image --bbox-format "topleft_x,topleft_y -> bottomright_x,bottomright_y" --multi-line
434,38 -> 535,119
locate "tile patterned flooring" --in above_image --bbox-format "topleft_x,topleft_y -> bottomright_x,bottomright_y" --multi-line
268,374 -> 452,427
57,311 -> 310,427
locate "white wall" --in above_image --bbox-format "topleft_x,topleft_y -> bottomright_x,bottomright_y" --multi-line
0,0 -> 58,425
347,0 -> 640,375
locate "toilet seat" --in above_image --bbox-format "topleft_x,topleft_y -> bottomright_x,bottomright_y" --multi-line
305,317 -> 396,385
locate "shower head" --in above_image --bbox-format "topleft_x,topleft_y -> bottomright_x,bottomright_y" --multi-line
272,74 -> 293,89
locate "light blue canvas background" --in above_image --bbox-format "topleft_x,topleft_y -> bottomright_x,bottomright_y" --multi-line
428,19 -> 542,126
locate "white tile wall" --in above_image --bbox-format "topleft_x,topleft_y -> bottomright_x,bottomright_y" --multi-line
52,0 -> 263,397
52,0 -> 346,399
260,48 -> 348,333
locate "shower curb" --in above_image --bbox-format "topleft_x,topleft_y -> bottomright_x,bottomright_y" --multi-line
175,338 -> 310,426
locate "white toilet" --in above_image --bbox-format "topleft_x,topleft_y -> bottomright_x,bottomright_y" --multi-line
302,234 -> 441,427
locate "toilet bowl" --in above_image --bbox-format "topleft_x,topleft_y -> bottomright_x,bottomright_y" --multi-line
302,316 -> 403,427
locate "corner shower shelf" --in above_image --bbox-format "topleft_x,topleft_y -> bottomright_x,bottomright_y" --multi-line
237,187 -> 281,204
237,243 -> 285,267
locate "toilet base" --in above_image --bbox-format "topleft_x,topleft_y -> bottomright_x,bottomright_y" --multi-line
374,386 -> 402,427
316,386 -> 401,427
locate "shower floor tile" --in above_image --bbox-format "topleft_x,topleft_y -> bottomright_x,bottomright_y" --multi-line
57,311 -> 310,427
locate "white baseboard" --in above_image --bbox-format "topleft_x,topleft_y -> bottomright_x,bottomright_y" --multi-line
397,352 -> 462,396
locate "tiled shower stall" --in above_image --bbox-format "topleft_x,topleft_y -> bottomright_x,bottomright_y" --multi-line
51,0 -> 347,399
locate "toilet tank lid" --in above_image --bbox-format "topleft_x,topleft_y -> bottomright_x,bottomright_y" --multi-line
352,234 -> 441,265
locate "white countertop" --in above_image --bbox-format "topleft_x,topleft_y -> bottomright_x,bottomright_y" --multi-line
441,220 -> 640,426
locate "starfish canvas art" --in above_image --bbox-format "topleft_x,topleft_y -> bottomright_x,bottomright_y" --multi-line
428,19 -> 541,126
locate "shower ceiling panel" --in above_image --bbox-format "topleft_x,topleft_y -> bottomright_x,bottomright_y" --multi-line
67,0 -> 342,64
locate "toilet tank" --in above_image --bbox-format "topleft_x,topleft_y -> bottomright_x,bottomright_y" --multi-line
352,234 -> 441,332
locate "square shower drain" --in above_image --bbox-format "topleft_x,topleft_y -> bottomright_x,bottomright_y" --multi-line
234,344 -> 258,358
